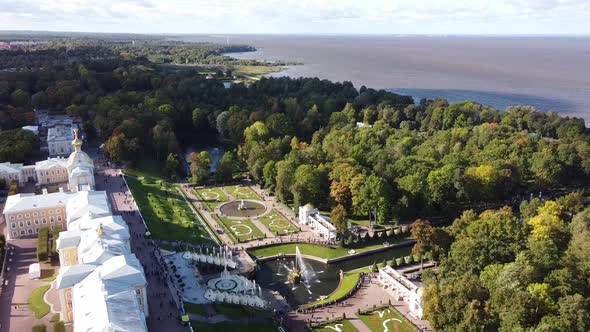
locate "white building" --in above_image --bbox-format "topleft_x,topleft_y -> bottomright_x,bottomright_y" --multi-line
298,204 -> 337,240
0,128 -> 94,191
378,266 -> 424,320
47,124 -> 75,157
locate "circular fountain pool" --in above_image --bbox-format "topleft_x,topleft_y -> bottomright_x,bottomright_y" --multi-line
219,200 -> 266,218
255,245 -> 413,307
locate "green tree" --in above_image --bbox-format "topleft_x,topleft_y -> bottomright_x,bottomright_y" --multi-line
190,151 -> 211,185
164,153 -> 179,180
192,107 -> 209,130
216,151 -> 234,183
330,204 -> 348,235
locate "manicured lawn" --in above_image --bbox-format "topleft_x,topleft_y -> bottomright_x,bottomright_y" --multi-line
28,285 -> 50,319
190,321 -> 278,332
358,306 -> 419,332
258,210 -> 299,236
224,185 -> 260,200
248,239 -> 413,261
215,214 -> 265,243
194,187 -> 229,211
185,303 -> 208,316
303,271 -> 362,309
126,177 -> 214,245
314,319 -> 359,332
213,303 -> 273,319
125,158 -> 166,180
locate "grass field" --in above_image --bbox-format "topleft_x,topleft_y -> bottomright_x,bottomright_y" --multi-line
126,177 -> 214,245
248,240 -> 413,261
314,319 -> 359,332
303,271 -> 362,309
185,303 -> 208,316
215,214 -> 265,243
258,210 -> 299,236
190,321 -> 278,332
194,187 -> 229,211
212,303 -> 273,318
358,306 -> 419,332
224,185 -> 260,200
28,285 -> 50,319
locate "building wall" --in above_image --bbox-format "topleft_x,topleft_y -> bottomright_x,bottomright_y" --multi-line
0,171 -> 22,186
59,288 -> 74,322
49,140 -> 73,157
58,247 -> 78,267
36,166 -> 68,185
5,206 -> 66,239
135,286 -> 149,317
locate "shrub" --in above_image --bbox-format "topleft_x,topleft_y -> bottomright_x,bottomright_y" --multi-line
404,256 -> 412,264
53,321 -> 65,332
394,228 -> 401,236
395,257 -> 404,266
32,324 -> 46,332
51,225 -> 62,257
37,227 -> 49,262
371,261 -> 378,272
413,254 -> 421,263
386,229 -> 393,237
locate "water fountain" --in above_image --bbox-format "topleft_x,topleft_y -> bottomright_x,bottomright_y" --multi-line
238,199 -> 246,210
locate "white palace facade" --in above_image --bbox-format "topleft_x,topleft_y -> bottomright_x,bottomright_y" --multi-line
1,130 -> 149,331
0,128 -> 94,191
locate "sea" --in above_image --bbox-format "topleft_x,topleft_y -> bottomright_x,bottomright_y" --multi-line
178,34 -> 590,124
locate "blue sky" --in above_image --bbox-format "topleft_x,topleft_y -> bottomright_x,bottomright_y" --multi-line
1,0 -> 589,35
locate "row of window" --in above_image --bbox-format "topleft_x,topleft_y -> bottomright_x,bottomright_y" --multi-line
38,168 -> 66,176
11,216 -> 62,228
9,209 -> 63,220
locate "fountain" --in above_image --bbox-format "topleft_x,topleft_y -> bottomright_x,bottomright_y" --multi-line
238,199 -> 246,210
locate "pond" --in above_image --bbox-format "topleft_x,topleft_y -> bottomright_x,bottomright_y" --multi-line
255,245 -> 413,307
184,145 -> 226,172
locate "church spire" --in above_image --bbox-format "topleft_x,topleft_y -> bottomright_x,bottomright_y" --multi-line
72,127 -> 82,152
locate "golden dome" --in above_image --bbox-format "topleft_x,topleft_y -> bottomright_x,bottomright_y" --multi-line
72,128 -> 83,151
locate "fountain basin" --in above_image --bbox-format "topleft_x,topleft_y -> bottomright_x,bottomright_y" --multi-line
219,200 -> 266,218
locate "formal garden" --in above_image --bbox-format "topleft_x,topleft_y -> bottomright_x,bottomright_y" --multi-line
193,187 -> 229,211
214,214 -> 265,243
126,176 -> 214,245
313,319 -> 359,332
258,210 -> 299,236
358,305 -> 419,332
224,185 -> 261,200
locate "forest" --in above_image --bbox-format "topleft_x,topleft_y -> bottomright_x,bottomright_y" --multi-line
1,33 -> 590,331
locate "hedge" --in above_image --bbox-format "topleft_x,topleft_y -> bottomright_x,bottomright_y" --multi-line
32,324 -> 46,332
51,225 -> 62,257
53,321 -> 66,332
37,227 -> 49,262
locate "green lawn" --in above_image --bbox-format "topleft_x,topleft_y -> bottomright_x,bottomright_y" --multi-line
213,303 -> 273,319
190,321 -> 278,332
248,239 -> 413,261
358,306 -> 419,332
126,177 -> 214,245
185,303 -> 208,316
125,158 -> 166,180
314,319 -> 359,332
224,185 -> 260,200
28,285 -> 50,319
194,187 -> 229,211
303,271 -> 362,309
215,214 -> 265,243
258,210 -> 299,236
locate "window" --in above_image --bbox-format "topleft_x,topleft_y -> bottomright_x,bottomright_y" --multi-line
10,216 -> 15,221
35,228 -> 38,234
42,218 -> 47,224
12,231 -> 17,238
50,217 -> 54,223
19,222 -> 24,227
57,216 -> 62,222
34,220 -> 39,225
33,212 -> 38,217
49,210 -> 54,215
11,222 -> 16,229
55,209 -> 61,214
41,211 -> 45,216
28,229 -> 33,234
20,230 -> 25,236
26,221 -> 31,226
25,213 -> 30,218
17,214 -> 22,219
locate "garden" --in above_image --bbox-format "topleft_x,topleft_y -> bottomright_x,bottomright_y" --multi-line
126,176 -> 214,245
258,210 -> 299,236
214,214 -> 265,243
358,305 -> 418,332
194,187 -> 229,211
224,185 -> 260,200
313,319 -> 359,332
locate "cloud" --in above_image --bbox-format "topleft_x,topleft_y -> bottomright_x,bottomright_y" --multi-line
0,0 -> 588,34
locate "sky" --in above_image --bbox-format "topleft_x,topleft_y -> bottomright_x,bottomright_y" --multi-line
1,0 -> 589,35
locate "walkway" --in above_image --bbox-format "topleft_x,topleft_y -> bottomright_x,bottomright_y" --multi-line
95,163 -> 189,332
